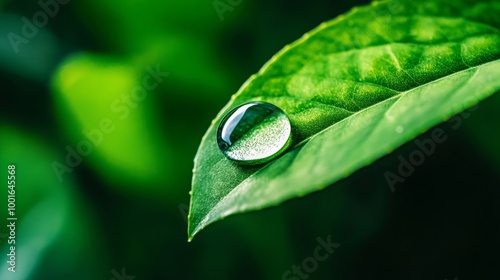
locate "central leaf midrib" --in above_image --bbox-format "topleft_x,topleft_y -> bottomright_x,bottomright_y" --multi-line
299,59 -> 496,145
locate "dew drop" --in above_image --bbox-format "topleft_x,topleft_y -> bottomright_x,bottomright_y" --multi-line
216,101 -> 292,165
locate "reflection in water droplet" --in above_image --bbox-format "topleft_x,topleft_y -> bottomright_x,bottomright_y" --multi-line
217,101 -> 292,165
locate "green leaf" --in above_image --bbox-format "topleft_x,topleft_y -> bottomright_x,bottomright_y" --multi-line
51,53 -> 174,192
189,0 -> 500,240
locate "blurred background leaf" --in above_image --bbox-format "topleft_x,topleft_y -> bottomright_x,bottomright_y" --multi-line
0,126 -> 107,280
52,53 -> 175,193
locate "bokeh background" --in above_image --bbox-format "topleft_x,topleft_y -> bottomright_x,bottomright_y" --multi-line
1,0 -> 500,279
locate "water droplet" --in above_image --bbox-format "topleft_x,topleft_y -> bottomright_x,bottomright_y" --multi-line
217,101 -> 292,165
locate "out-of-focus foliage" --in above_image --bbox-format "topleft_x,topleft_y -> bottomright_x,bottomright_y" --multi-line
52,53 -> 174,191
0,126 -> 107,280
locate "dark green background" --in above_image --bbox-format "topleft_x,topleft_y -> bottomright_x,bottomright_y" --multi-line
1,0 -> 499,279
